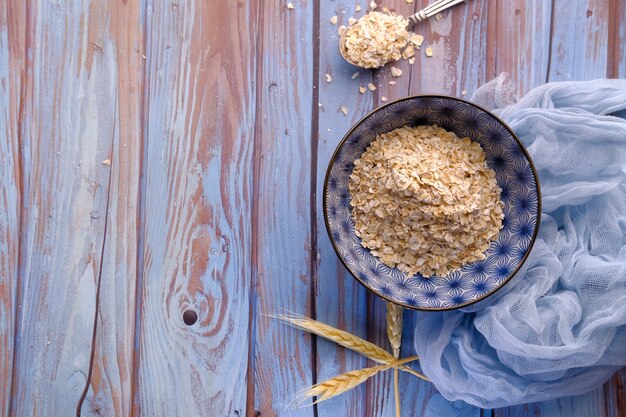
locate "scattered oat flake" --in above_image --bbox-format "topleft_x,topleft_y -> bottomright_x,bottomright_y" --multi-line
318,102 -> 323,106
352,72 -> 360,79
406,0 -> 413,3
462,89 -> 467,96
381,96 -> 388,102
402,44 -> 415,59
370,1 -> 377,9
102,159 -> 111,166
325,73 -> 332,83
435,13 -> 443,20
367,82 -> 377,91
409,57 -> 415,65
388,80 -> 396,85
330,15 -> 338,25
390,67 -> 403,77
338,25 -> 347,35
348,17 -> 358,25
355,5 -> 362,11
425,47 -> 433,57
359,86 -> 367,94
410,34 -> 424,48
287,2 -> 294,9
340,106 -> 349,115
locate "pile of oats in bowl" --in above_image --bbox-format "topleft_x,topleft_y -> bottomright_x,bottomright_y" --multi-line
342,11 -> 410,68
348,125 -> 504,278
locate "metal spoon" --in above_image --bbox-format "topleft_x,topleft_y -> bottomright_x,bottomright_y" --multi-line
339,0 -> 466,67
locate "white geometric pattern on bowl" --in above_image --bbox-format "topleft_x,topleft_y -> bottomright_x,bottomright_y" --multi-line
323,95 -> 541,311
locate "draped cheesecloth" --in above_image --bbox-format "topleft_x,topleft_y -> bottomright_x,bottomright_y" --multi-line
413,76 -> 626,407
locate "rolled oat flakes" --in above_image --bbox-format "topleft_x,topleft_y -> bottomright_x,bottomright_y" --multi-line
343,11 -> 410,68
348,125 -> 504,277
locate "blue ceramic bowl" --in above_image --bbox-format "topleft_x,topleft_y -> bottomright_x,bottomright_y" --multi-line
323,95 -> 541,311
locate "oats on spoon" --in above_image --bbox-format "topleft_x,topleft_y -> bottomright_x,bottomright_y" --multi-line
340,11 -> 410,69
339,0 -> 466,68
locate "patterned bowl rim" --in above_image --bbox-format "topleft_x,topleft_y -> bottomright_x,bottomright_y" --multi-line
322,94 -> 542,311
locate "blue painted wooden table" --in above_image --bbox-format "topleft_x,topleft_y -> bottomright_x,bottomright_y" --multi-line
0,0 -> 625,416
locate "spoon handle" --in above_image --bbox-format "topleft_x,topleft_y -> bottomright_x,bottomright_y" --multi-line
408,0 -> 466,25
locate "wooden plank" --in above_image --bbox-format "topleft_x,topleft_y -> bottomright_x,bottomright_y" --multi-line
608,0 -> 626,78
314,1 -> 372,416
606,3 -> 626,409
393,7 -> 495,413
548,0 -> 610,82
365,3 -> 413,411
365,297 -> 396,417
77,0 -> 144,415
251,1 -> 316,416
372,1 -> 487,416
8,0 -> 120,415
604,368 -> 626,417
605,3 -> 626,409
313,1 -> 496,416
496,2 -> 622,416
487,0 -> 552,95
135,0 -> 258,415
0,1 -> 25,416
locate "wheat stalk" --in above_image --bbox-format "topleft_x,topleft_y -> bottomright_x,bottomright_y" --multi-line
393,366 -> 401,417
387,303 -> 403,417
398,365 -> 430,382
293,356 -> 418,406
273,314 -> 396,364
386,302 -> 404,359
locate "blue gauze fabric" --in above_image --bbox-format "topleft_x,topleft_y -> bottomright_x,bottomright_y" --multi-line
413,76 -> 626,408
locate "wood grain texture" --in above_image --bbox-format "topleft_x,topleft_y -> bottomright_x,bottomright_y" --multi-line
548,0 -> 609,82
0,1 -> 25,416
78,0 -> 144,415
135,0 -> 257,415
0,0 -> 624,416
9,0 -> 120,414
604,368 -> 626,417
547,0 -> 609,82
365,297 -> 397,417
608,0 -> 626,78
406,0 -> 491,97
314,1 -> 372,416
251,1 -> 316,416
487,0 -> 552,95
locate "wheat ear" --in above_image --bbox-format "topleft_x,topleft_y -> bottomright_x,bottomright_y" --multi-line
386,302 -> 403,359
274,314 -> 425,379
293,356 -> 419,406
273,314 -> 396,364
